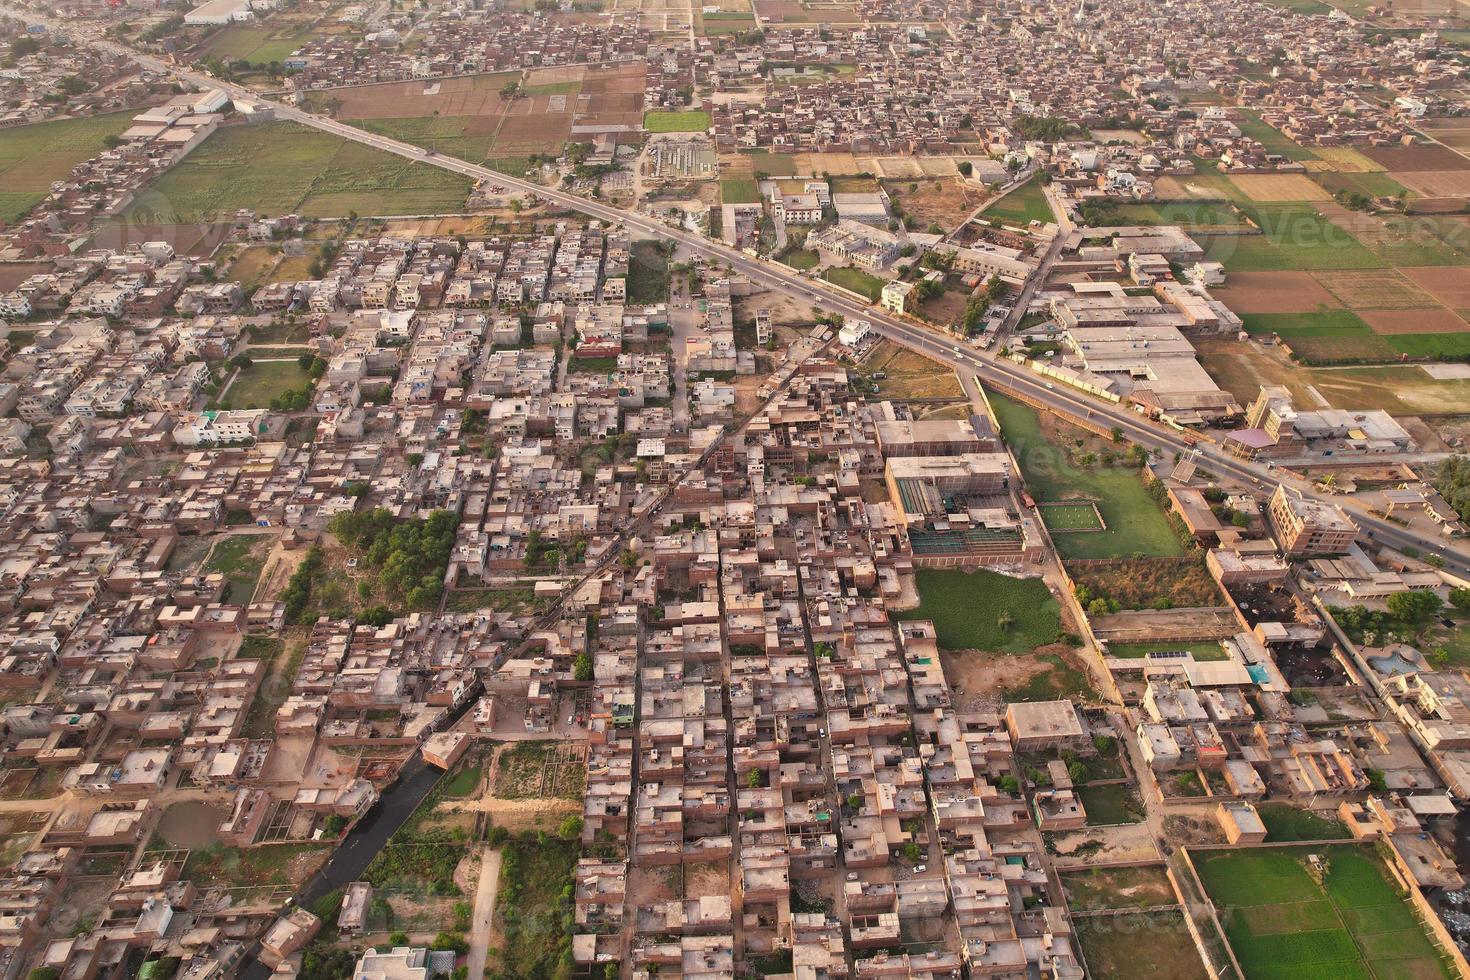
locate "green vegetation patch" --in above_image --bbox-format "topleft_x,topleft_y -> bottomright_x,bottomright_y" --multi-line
1103,641 -> 1228,661
1061,864 -> 1177,911
820,265 -> 885,301
1078,783 -> 1145,825
1199,204 -> 1383,272
982,175 -> 1052,226
720,174 -> 762,204
0,111 -> 135,225
218,359 -> 314,411
1075,911 -> 1211,980
129,122 -> 470,221
1194,846 -> 1454,980
897,568 -> 1061,652
989,392 -> 1184,559
1257,804 -> 1350,842
496,837 -> 579,977
204,534 -> 268,603
1237,112 -> 1319,162
644,110 -> 712,133
778,247 -> 820,270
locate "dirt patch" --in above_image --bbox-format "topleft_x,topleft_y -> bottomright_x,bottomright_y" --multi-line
1311,268 -> 1437,310
855,340 -> 965,400
0,262 -> 51,291
1393,170 -> 1470,197
1359,307 -> 1470,334
684,861 -> 732,899
157,801 -> 227,849
1066,558 -> 1221,610
1047,823 -> 1160,869
1212,270 -> 1342,313
1230,173 -> 1330,202
1364,143 -> 1470,171
884,177 -> 984,233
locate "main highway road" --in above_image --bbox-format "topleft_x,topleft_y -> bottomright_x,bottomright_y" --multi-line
19,6 -> 1470,575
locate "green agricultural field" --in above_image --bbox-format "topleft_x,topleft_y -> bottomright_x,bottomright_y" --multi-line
1194,846 -> 1455,980
1240,309 -> 1374,338
1112,200 -> 1246,228
355,116 -> 499,166
1201,204 -> 1383,272
741,149 -> 800,176
989,393 -> 1185,559
644,110 -> 712,133
1237,112 -> 1319,161
821,265 -> 885,301
129,123 -> 471,221
197,22 -> 317,63
982,176 -> 1052,226
897,568 -> 1061,652
0,111 -> 135,225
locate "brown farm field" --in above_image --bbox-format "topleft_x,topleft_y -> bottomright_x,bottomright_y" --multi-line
1393,169 -> 1470,197
1311,268 -> 1438,309
1359,307 -> 1470,334
1229,173 -> 1330,202
1403,265 -> 1470,309
1210,270 -> 1341,313
1363,142 -> 1470,171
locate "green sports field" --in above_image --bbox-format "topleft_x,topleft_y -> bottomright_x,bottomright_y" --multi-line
1194,846 -> 1455,980
1038,502 -> 1105,531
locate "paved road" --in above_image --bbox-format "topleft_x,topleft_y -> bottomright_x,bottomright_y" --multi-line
25,9 -> 1470,575
465,847 -> 503,980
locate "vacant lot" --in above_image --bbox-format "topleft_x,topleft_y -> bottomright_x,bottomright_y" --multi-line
1212,270 -> 1343,314
645,110 -> 712,133
885,177 -> 986,233
220,359 -> 313,411
1076,911 -> 1211,980
1079,783 -> 1145,825
857,340 -> 964,399
982,176 -> 1052,226
990,393 -> 1184,559
720,174 -> 761,204
1068,558 -> 1221,610
204,534 -> 270,604
897,568 -> 1061,653
1195,846 -> 1454,980
131,123 -> 471,221
495,838 -> 578,978
1062,864 -> 1177,911
0,111 -> 134,225
1258,804 -> 1349,842
197,21 -> 318,63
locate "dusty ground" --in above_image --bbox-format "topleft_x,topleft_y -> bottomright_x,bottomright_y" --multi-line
856,340 -> 965,400
884,177 -> 986,232
1048,823 -> 1160,869
1312,268 -> 1437,310
1229,173 -> 1330,202
1210,270 -> 1342,313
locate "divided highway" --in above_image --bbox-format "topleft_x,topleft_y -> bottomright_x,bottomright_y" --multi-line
19,7 -> 1470,576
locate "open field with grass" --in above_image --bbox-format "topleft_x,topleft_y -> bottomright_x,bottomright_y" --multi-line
981,176 -> 1052,226
197,22 -> 318,63
1039,502 -> 1105,531
1237,112 -> 1319,162
989,392 -> 1184,559
1194,846 -> 1454,980
897,568 -> 1061,653
1112,200 -> 1248,228
1067,558 -> 1222,610
645,110 -> 712,133
720,174 -> 762,204
128,123 -> 471,221
1079,783 -> 1145,825
1076,911 -> 1211,980
821,265 -> 885,301
219,359 -> 313,411
1198,204 -> 1383,273
495,837 -> 578,977
0,111 -> 135,225
1104,640 -> 1228,661
1257,804 -> 1349,842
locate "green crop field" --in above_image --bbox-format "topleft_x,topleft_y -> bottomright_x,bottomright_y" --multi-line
1240,309 -> 1374,338
197,22 -> 318,64
1076,911 -> 1210,980
0,111 -> 135,225
644,110 -> 712,133
982,175 -> 1052,226
897,568 -> 1061,652
1194,846 -> 1455,980
1113,200 -> 1246,228
128,122 -> 471,221
1256,804 -> 1350,842
720,175 -> 762,205
1202,205 -> 1383,272
1237,112 -> 1319,162
989,392 -> 1185,559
